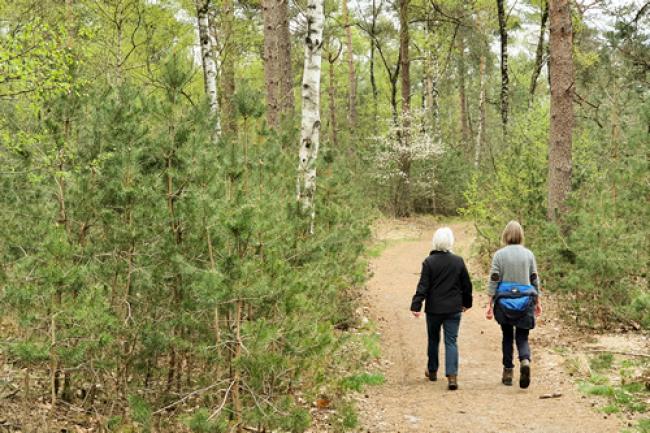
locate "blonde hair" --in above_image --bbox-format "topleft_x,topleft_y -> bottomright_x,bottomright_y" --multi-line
432,227 -> 454,252
501,220 -> 524,245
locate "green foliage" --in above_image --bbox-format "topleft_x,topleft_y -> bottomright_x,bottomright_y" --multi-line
0,36 -> 372,433
462,59 -> 649,329
340,372 -> 385,392
579,355 -> 650,416
184,409 -> 227,433
590,353 -> 615,372
333,401 -> 359,432
128,395 -> 152,433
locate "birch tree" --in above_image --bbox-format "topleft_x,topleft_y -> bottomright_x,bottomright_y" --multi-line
196,0 -> 220,139
296,0 -> 324,232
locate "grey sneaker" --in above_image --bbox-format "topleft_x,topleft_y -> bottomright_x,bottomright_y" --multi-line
502,368 -> 514,386
520,359 -> 531,389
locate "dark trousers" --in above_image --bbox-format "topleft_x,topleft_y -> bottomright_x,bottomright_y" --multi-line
426,312 -> 461,376
500,324 -> 530,368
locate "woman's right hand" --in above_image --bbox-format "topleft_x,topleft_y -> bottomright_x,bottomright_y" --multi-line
485,305 -> 494,320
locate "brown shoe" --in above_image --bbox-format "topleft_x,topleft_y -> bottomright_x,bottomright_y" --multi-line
425,369 -> 437,381
447,375 -> 458,390
502,368 -> 514,386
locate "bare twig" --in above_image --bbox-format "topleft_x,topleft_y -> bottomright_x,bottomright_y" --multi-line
153,380 -> 229,415
208,379 -> 236,421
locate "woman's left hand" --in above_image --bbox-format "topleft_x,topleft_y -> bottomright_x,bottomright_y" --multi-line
411,311 -> 422,318
535,302 -> 543,317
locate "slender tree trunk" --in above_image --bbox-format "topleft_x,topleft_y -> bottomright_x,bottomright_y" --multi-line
529,0 -> 549,105
326,46 -> 341,146
458,34 -> 469,147
277,0 -> 294,120
328,60 -> 337,146
342,0 -> 357,127
496,0 -> 509,138
296,0 -> 324,233
263,0 -> 292,128
196,0 -> 220,139
389,75 -> 399,127
399,0 -> 410,116
476,53 -> 487,167
547,0 -> 574,221
432,55 -> 441,143
231,300 -> 243,432
221,0 -> 237,135
424,53 -> 433,117
396,0 -> 410,217
370,0 -> 379,122
262,0 -> 280,128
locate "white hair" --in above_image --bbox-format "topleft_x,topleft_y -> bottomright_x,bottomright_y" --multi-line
432,227 -> 454,252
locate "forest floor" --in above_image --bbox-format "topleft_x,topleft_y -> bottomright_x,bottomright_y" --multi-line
350,217 -> 648,433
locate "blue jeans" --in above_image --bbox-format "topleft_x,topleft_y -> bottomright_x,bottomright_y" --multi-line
426,312 -> 461,376
500,325 -> 531,368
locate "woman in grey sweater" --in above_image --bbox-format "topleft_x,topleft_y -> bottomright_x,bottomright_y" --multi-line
485,221 -> 542,388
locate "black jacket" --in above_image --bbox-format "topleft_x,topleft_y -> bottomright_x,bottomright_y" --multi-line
410,250 -> 473,314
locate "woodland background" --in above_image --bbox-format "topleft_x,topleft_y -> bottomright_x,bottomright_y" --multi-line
0,0 -> 648,431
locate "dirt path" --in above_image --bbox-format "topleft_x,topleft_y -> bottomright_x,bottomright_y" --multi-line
357,220 -> 622,433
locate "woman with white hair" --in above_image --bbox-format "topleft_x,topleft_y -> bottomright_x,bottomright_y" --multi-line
410,227 -> 473,390
485,220 -> 542,389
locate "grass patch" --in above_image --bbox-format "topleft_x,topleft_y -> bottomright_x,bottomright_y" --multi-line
340,372 -> 385,392
589,352 -> 614,371
578,353 -> 650,420
332,401 -> 359,432
601,404 -> 620,414
361,332 -> 381,360
580,382 -> 615,397
587,373 -> 609,385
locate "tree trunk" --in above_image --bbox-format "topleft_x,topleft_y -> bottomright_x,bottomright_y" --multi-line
263,0 -> 293,128
262,0 -> 280,128
399,0 -> 410,115
326,45 -> 341,146
296,0 -> 324,233
395,0 -> 411,218
328,59 -> 337,146
277,0 -> 294,120
431,55 -> 441,143
221,0 -> 237,135
476,52 -> 486,168
496,0 -> 509,138
231,300 -> 243,432
529,0 -> 549,105
196,0 -> 220,139
425,54 -> 434,127
458,34 -> 469,147
342,0 -> 357,127
370,0 -> 379,122
547,0 -> 574,221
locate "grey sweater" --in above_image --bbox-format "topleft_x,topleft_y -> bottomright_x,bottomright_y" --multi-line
487,244 -> 540,296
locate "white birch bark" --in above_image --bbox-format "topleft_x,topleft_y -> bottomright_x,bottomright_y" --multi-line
296,0 -> 324,232
196,0 -> 220,139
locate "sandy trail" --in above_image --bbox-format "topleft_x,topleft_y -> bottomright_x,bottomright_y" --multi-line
357,220 -> 621,433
